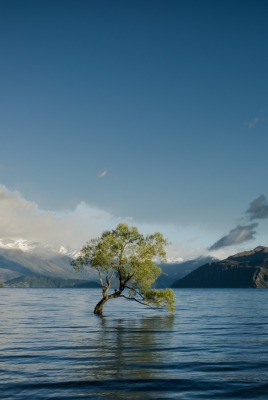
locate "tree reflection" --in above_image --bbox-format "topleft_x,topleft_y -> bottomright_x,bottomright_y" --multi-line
94,314 -> 174,380
71,314 -> 174,383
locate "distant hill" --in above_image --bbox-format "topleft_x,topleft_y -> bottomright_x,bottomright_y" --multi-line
172,246 -> 268,288
4,275 -> 101,288
155,256 -> 216,288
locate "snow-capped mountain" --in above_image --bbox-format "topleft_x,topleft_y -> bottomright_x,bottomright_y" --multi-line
0,237 -> 96,284
0,238 -> 40,252
58,245 -> 80,258
166,256 -> 184,263
0,237 -> 217,288
0,238 -> 79,258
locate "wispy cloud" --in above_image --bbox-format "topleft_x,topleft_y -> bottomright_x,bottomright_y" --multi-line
97,169 -> 108,178
208,223 -> 258,251
245,117 -> 260,129
246,194 -> 268,220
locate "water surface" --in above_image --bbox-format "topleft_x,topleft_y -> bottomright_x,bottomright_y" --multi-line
0,289 -> 268,399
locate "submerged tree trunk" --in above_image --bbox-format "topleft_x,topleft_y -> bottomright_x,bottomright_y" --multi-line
94,291 -> 122,315
94,297 -> 108,315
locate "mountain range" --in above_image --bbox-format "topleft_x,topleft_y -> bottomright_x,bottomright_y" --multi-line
0,238 -> 214,288
0,239 -> 99,288
1,238 -> 268,289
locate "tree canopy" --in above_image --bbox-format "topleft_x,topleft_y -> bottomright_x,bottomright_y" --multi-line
71,223 -> 175,315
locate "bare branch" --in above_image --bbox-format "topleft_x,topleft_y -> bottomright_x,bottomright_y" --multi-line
108,269 -> 115,281
105,271 -> 110,287
97,267 -> 104,289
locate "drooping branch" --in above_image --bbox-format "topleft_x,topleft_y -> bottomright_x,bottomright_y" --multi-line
120,294 -> 165,310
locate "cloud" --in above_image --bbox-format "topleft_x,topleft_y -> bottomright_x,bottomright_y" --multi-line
208,194 -> 268,253
245,117 -> 260,129
208,223 -> 258,251
0,184 -> 210,261
246,195 -> 268,220
97,169 -> 108,178
0,184 -> 121,249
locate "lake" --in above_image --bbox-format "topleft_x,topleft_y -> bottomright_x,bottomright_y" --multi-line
0,289 -> 268,399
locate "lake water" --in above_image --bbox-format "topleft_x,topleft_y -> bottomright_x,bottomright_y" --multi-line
0,289 -> 268,399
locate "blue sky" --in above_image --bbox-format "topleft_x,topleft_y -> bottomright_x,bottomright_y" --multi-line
1,0 -> 268,260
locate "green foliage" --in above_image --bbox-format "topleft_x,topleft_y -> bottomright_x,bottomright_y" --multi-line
71,223 -> 175,314
143,289 -> 175,313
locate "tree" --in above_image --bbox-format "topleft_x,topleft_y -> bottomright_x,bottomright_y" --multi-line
71,223 -> 175,315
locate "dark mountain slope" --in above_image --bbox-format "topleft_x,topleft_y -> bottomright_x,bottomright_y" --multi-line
156,256 -> 216,288
172,246 -> 268,288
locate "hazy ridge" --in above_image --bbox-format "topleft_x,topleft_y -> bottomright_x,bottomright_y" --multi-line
1,239 -> 268,289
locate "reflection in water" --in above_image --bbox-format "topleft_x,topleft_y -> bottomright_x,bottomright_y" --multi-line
71,315 -> 175,383
67,315 -> 175,399
98,315 -> 174,379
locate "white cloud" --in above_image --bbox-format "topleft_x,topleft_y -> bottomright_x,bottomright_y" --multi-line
245,117 -> 260,129
0,184 -> 120,249
2,184 -> 258,262
0,184 -> 210,261
97,169 -> 108,178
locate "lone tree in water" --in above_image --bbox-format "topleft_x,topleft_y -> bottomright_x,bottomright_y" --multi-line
71,223 -> 175,315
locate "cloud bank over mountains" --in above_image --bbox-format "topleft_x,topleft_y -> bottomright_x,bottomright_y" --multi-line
209,195 -> 268,251
0,185 -> 192,259
0,184 -> 203,260
0,184 -> 120,249
1,184 -> 267,260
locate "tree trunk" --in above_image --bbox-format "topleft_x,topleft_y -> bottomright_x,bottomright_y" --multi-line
94,291 -> 122,315
94,297 -> 108,315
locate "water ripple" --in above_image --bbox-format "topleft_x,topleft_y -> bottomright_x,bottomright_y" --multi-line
1,288 -> 268,399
